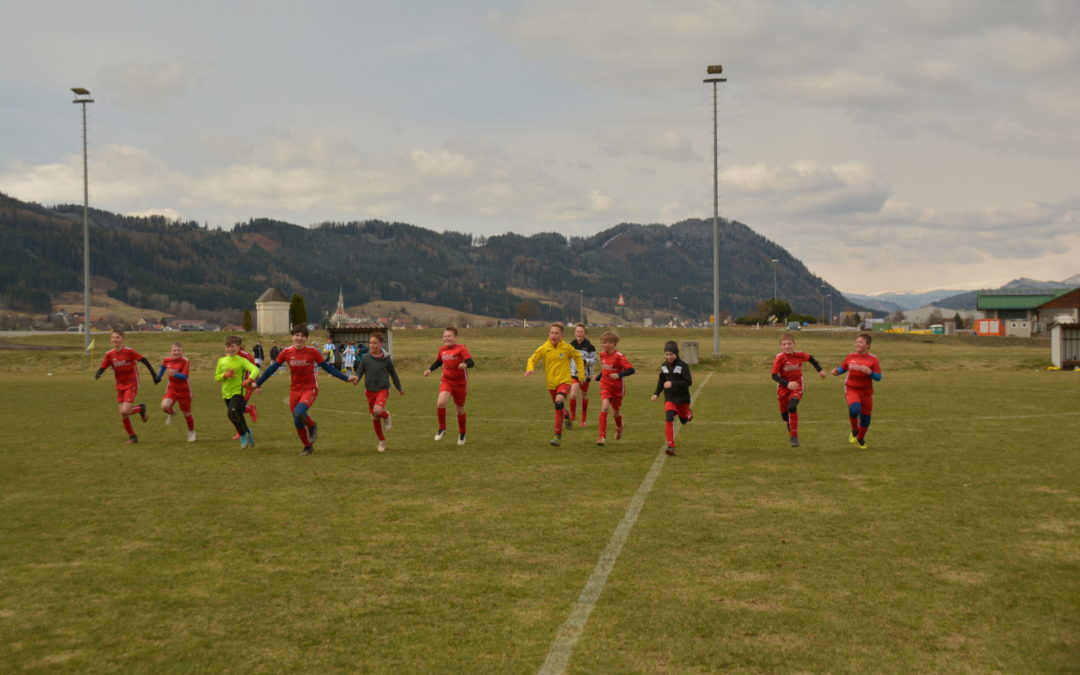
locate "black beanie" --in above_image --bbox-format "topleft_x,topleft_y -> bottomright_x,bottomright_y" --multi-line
664,341 -> 679,355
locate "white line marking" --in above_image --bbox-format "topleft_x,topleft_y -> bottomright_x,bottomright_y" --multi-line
537,372 -> 714,675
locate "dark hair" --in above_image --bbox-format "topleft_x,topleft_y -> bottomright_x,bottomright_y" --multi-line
291,325 -> 309,337
370,332 -> 385,344
225,335 -> 242,347
857,332 -> 873,344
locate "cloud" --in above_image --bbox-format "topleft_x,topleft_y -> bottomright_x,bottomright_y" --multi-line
601,130 -> 699,162
722,161 -> 890,216
97,61 -> 212,112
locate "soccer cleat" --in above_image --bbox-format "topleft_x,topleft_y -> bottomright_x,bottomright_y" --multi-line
580,420 -> 587,428
246,430 -> 255,448
248,404 -> 258,423
138,404 -> 148,423
377,440 -> 387,452
615,426 -> 624,440
300,445 -> 314,456
434,429 -> 447,441
383,412 -> 392,432
790,436 -> 800,448
457,434 -> 466,446
232,432 -> 241,440
164,413 -> 173,426
856,438 -> 867,450
308,422 -> 318,443
849,431 -> 858,444
564,415 -> 572,430
126,435 -> 139,444
187,431 -> 197,442
596,437 -> 606,446
240,431 -> 250,449
665,446 -> 676,456
550,434 -> 562,447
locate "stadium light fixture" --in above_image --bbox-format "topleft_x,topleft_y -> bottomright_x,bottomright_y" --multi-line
704,65 -> 727,355
72,87 -> 94,350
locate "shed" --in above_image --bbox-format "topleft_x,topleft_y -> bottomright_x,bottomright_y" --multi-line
1050,324 -> 1080,369
255,288 -> 291,335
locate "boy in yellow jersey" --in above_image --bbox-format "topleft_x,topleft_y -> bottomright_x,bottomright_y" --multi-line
525,322 -> 585,446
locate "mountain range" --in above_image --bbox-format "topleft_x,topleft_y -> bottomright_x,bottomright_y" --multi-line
0,191 -> 853,323
844,275 -> 1080,313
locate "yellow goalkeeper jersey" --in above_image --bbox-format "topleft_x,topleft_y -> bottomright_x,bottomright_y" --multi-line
526,340 -> 585,390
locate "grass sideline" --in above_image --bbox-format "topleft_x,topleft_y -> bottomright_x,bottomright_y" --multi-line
1,327 -> 1078,672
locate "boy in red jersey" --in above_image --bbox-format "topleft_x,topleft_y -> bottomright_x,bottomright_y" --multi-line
357,332 -> 404,452
525,322 -> 585,447
831,333 -> 883,449
771,333 -> 826,448
95,328 -> 160,444
159,342 -> 197,442
253,325 -> 359,456
423,326 -> 474,445
232,341 -> 259,438
593,331 -> 635,446
651,341 -> 692,455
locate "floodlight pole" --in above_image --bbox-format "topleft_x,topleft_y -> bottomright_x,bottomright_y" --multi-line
704,66 -> 726,356
72,88 -> 94,350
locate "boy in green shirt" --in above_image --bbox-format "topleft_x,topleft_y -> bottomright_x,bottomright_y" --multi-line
216,335 -> 261,448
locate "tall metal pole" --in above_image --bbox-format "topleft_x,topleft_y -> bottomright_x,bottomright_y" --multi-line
704,66 -> 726,356
72,89 -> 94,351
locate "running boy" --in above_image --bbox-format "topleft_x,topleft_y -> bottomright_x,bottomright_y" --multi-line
771,332 -> 826,448
831,332 -> 882,449
593,330 -> 635,446
650,340 -> 693,456
234,340 -> 259,436
423,326 -> 474,445
525,322 -> 585,446
159,342 -> 197,442
568,323 -> 598,428
215,335 -> 261,448
253,325 -> 359,456
95,328 -> 160,444
357,332 -> 404,452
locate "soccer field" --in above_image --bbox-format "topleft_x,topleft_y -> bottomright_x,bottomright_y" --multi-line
2,328 -> 1078,672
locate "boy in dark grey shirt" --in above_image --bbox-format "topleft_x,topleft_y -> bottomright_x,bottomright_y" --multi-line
357,333 -> 404,452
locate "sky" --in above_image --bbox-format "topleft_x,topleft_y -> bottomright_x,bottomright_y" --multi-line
2,0 -> 1079,295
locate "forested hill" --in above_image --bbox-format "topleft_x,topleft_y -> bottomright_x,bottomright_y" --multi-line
0,191 -> 847,320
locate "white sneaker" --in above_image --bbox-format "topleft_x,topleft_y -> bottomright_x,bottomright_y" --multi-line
434,429 -> 446,441
187,431 -> 196,442
383,412 -> 392,432
164,413 -> 173,426
457,434 -> 466,446
377,440 -> 387,452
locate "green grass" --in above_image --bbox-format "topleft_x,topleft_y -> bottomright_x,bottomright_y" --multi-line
1,328 -> 1078,672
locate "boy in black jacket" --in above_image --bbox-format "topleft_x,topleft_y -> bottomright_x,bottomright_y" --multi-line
651,340 -> 693,455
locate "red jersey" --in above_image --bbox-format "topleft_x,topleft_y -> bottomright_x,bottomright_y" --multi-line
277,345 -> 326,391
597,350 -> 634,398
772,351 -> 814,389
162,356 -> 191,397
238,348 -> 257,365
100,347 -> 144,387
840,352 -> 881,391
436,344 -> 472,385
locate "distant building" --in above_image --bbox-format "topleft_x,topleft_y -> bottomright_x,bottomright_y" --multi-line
256,287 -> 291,335
977,288 -> 1079,335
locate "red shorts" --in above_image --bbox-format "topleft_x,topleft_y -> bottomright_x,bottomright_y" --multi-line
777,384 -> 803,413
573,378 -> 591,393
664,401 -> 693,420
439,381 -> 468,406
548,383 -> 572,401
115,383 -> 138,404
602,394 -> 624,411
289,388 -> 319,411
366,389 -> 389,412
164,393 -> 193,413
845,387 -> 874,415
